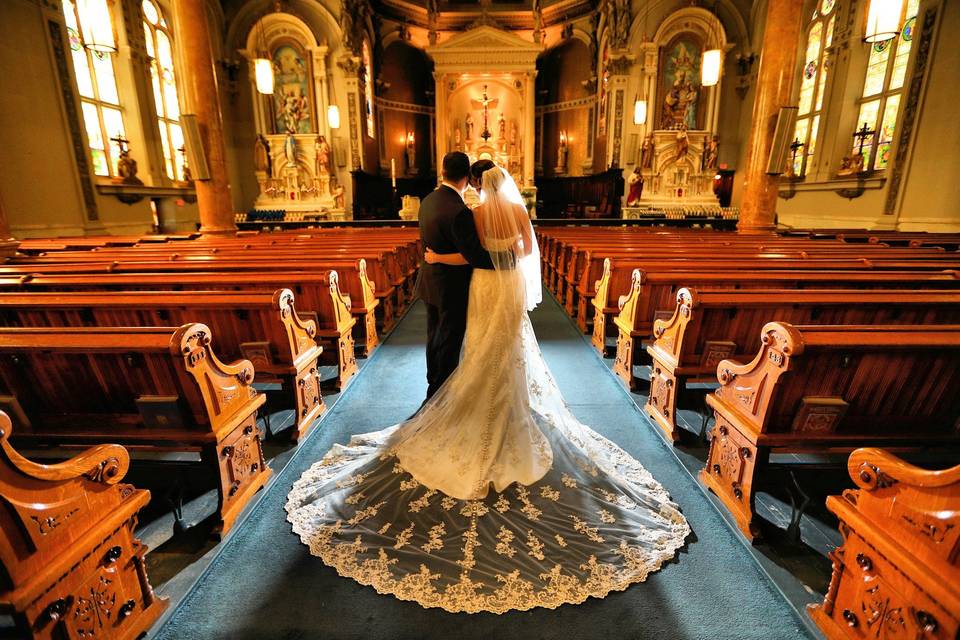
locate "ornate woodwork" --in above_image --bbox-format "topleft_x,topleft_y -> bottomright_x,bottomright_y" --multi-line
0,412 -> 166,639
809,448 -> 960,639
0,324 -> 270,537
700,322 -> 960,541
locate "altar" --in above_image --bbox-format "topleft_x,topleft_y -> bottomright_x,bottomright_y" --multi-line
623,7 -> 727,213
428,26 -> 542,208
244,14 -> 348,220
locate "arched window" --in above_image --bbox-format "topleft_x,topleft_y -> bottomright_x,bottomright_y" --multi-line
792,0 -> 837,177
142,0 -> 184,181
63,0 -> 126,177
362,40 -> 375,138
850,0 -> 919,171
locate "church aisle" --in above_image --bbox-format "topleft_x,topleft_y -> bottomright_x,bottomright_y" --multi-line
152,292 -> 811,640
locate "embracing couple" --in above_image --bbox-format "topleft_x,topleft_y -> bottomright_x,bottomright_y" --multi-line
286,152 -> 689,615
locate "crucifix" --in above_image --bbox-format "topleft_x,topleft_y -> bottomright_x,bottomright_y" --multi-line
852,121 -> 876,157
788,137 -> 805,174
471,85 -> 498,142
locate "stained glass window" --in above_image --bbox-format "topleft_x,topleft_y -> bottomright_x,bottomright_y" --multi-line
142,0 -> 184,181
851,0 -> 919,171
362,41 -> 375,139
791,0 -> 836,177
63,0 -> 125,177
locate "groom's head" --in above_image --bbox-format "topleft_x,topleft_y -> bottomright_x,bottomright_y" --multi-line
441,152 -> 471,192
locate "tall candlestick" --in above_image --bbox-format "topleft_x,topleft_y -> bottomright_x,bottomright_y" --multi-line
391,158 -> 396,188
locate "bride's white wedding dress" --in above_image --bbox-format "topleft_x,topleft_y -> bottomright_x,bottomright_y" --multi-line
286,168 -> 689,614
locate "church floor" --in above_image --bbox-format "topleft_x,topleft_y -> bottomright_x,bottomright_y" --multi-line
149,291 -> 814,640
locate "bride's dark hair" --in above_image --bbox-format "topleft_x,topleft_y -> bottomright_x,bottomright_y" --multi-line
469,159 -> 496,189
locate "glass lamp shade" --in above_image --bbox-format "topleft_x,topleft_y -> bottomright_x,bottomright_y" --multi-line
78,0 -> 116,53
701,49 -> 722,87
254,57 -> 275,95
633,99 -> 647,125
327,105 -> 341,129
864,0 -> 903,43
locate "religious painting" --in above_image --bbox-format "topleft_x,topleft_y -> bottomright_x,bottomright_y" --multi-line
272,45 -> 313,135
658,35 -> 703,130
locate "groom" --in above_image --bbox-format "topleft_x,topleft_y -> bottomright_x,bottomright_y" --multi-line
416,152 -> 494,401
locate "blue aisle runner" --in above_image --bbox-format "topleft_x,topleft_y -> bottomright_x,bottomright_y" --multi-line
154,292 -> 811,640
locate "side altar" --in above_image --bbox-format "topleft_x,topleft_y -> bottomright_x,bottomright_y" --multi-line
243,17 -> 348,220
621,7 -> 727,216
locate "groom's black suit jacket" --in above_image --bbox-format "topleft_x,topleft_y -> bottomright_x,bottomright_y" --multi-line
416,184 -> 494,307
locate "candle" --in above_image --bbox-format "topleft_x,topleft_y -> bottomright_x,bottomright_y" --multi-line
391,159 -> 396,188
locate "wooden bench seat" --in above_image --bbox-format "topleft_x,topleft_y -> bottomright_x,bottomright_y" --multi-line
596,264 -> 960,355
699,322 -> 960,541
0,288 -> 327,442
638,288 -> 960,441
0,257 -> 382,357
0,271 -> 359,390
808,448 -> 960,639
0,411 -> 166,639
0,323 -> 271,536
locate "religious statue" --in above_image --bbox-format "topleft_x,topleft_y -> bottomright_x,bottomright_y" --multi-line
284,133 -> 298,167
661,62 -> 699,130
626,167 -> 644,206
640,134 -> 654,170
315,135 -> 331,176
703,136 -> 719,171
331,178 -> 346,209
117,149 -> 143,186
498,112 -> 506,139
836,153 -> 865,176
465,113 -> 474,141
255,134 -> 272,176
453,120 -> 463,151
557,132 -> 569,173
609,0 -> 630,49
405,133 -> 416,175
673,126 -> 689,165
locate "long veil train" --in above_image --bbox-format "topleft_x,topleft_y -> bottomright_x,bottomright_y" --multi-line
286,167 -> 689,614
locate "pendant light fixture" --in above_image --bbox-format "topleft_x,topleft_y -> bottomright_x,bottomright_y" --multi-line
701,48 -> 722,86
701,4 -> 722,87
78,0 -> 117,53
253,13 -> 274,95
633,4 -> 649,126
863,0 -> 903,43
633,97 -> 647,125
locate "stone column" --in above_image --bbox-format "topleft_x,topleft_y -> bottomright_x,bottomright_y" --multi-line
434,71 -> 447,182
737,0 -> 803,233
174,0 -> 236,235
523,71 -> 536,188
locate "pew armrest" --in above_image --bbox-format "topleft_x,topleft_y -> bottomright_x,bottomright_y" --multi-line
707,322 -> 806,436
0,413 -> 130,484
647,287 -> 697,367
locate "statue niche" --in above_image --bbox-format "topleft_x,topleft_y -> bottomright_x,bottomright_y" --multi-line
248,25 -> 344,218
658,35 -> 703,131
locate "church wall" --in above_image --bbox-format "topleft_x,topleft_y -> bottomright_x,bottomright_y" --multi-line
537,38 -> 593,177
776,0 -> 960,231
0,0 -> 88,236
0,0 -> 200,238
378,41 -> 434,177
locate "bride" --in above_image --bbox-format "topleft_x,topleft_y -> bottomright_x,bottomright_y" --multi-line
286,165 -> 689,614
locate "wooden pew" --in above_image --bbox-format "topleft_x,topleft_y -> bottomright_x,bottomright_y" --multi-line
638,288 -> 960,440
599,264 -> 960,356
0,288 -> 326,442
808,448 -> 960,639
0,411 -> 166,639
699,322 -> 960,541
0,258 -> 383,353
0,270 -> 359,390
0,323 -> 271,536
